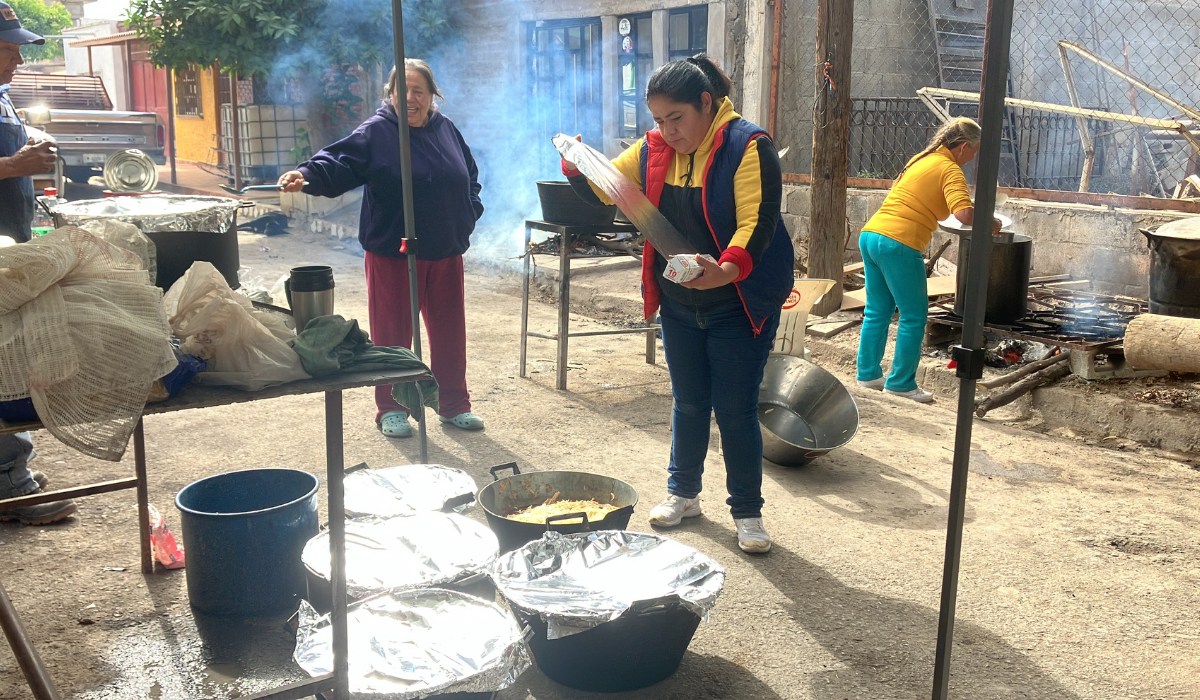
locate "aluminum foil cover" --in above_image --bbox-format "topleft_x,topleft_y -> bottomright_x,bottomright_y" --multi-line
302,512 -> 499,598
553,134 -> 696,257
344,465 -> 477,519
54,195 -> 242,234
491,531 -> 725,639
294,589 -> 532,699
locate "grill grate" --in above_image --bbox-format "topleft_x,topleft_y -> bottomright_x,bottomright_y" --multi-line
928,285 -> 1149,350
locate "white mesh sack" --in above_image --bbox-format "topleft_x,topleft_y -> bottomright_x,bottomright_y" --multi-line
0,228 -> 176,461
78,218 -> 157,284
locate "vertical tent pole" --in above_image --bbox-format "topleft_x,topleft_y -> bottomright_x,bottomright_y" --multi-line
931,0 -> 1015,698
389,0 -> 422,367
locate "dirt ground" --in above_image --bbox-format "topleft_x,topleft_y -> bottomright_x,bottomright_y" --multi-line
1,230 -> 1199,700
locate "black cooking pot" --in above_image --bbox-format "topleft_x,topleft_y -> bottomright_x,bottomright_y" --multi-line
476,463 -> 637,553
511,594 -> 701,692
954,233 -> 1032,325
536,181 -> 618,226
1141,221 -> 1200,318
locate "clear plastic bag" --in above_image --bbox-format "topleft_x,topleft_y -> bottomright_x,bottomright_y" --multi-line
163,262 -> 311,391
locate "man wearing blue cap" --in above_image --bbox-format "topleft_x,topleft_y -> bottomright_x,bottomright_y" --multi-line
0,2 -> 77,525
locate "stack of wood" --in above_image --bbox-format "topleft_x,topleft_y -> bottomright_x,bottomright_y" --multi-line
974,349 -> 1071,417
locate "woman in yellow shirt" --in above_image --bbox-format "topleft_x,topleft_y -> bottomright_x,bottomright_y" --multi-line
856,117 -> 994,402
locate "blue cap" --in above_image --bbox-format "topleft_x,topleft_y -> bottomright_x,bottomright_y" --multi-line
0,2 -> 46,46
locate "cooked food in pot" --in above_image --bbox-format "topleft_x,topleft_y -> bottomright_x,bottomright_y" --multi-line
507,492 -> 618,525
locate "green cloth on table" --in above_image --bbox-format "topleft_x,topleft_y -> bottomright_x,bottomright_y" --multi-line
291,315 -> 438,411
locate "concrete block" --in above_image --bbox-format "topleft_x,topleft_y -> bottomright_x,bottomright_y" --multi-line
785,186 -> 811,217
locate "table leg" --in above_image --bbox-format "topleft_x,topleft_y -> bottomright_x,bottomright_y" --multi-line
134,420 -> 152,575
415,384 -> 428,464
0,577 -> 61,700
557,229 -> 570,391
646,312 -> 657,365
324,391 -> 349,700
520,225 -> 531,379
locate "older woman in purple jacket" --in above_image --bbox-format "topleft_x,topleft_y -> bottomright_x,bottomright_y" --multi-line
280,59 -> 484,437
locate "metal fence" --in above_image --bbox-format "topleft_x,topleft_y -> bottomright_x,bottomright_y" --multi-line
780,0 -> 1199,196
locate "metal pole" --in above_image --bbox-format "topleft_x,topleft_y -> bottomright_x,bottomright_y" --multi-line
165,68 -> 177,185
389,1 -> 422,366
229,72 -> 243,191
0,577 -> 62,700
324,391 -> 349,700
134,420 -> 152,574
930,0 -> 1014,698
556,228 -> 570,390
519,224 -> 531,378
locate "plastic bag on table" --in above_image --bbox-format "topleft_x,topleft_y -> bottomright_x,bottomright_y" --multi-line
147,504 -> 185,570
236,266 -> 273,304
163,262 -> 311,391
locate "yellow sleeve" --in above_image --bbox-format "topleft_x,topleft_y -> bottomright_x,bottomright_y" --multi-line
577,139 -> 643,205
941,162 -> 973,214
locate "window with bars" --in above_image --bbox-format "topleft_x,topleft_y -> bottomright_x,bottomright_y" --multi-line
668,6 -> 708,62
175,67 -> 201,117
618,13 -> 654,139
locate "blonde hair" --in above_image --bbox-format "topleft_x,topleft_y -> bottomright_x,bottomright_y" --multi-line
387,59 -> 443,111
900,116 -> 981,178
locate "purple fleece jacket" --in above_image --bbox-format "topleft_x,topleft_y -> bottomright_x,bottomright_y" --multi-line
298,104 -> 483,260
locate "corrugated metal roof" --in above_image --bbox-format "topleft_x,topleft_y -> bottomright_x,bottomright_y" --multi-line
69,31 -> 139,48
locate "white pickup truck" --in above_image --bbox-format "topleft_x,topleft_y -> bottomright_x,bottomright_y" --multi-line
8,72 -> 165,184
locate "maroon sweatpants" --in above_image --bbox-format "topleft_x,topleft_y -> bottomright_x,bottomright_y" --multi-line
364,251 -> 471,421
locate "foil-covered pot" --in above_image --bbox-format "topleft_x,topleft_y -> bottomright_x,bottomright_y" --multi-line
344,464 -> 477,519
294,589 -> 532,699
490,530 -> 726,639
302,512 -> 499,599
53,195 -> 243,234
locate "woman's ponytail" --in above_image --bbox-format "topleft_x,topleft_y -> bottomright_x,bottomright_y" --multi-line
897,116 -> 982,179
646,53 -> 734,115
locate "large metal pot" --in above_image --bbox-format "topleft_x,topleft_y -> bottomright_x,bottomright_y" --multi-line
1142,219 -> 1200,318
476,463 -> 637,552
758,355 -> 859,467
953,233 -> 1033,325
54,195 -> 243,290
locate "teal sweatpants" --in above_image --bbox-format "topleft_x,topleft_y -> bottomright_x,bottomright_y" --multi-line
855,230 -> 928,392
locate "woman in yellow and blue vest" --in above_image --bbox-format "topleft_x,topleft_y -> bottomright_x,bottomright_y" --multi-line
566,55 -> 793,553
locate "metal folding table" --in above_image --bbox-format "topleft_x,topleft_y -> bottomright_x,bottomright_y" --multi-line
519,219 -> 660,389
0,368 -> 434,700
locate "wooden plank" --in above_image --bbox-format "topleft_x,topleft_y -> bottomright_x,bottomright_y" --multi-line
841,274 -> 957,311
806,318 -> 861,339
0,478 -> 137,509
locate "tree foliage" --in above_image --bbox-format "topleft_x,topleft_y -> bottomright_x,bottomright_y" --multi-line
9,0 -> 72,63
126,0 -> 461,76
125,0 -> 318,76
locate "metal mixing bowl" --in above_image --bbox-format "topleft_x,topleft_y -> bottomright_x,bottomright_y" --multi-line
758,355 -> 860,467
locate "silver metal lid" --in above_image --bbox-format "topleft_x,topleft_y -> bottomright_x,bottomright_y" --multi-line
294,589 -> 532,699
490,530 -> 726,639
53,195 -> 242,234
302,512 -> 499,598
103,149 -> 159,193
344,464 -> 477,519
1153,217 -> 1200,241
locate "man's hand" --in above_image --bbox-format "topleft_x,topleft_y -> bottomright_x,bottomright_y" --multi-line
278,170 -> 307,193
681,255 -> 740,290
2,139 -> 57,178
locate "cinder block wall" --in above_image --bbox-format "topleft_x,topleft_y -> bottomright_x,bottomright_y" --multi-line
782,183 -> 1194,298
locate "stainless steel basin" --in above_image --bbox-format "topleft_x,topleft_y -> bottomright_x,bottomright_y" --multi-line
758,355 -> 860,467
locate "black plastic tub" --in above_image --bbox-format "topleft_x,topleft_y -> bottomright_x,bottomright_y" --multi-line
175,469 -> 319,617
536,181 -> 617,226
511,595 -> 701,692
476,463 -> 637,553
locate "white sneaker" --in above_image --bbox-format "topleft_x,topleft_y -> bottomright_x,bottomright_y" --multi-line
857,377 -> 885,390
735,517 -> 772,553
648,494 -> 701,527
885,387 -> 934,403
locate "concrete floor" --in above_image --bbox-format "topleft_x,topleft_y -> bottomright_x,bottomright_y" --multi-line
0,231 -> 1197,699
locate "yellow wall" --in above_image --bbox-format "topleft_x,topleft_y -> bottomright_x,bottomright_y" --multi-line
173,67 -> 220,164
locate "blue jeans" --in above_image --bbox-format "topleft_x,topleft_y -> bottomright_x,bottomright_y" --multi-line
0,433 -> 36,499
856,230 -> 928,393
659,295 -> 779,519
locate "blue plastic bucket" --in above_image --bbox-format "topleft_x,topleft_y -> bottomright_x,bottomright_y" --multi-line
176,469 -> 319,617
